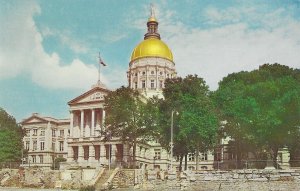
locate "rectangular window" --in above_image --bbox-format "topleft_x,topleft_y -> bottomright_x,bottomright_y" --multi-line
188,153 -> 195,161
83,146 -> 89,160
94,145 -> 100,160
33,140 -> 37,150
135,82 -> 138,89
142,80 -> 146,88
151,80 -> 155,89
25,141 -> 30,150
154,149 -> 161,160
52,142 -> 56,151
26,130 -> 30,136
201,153 -> 208,161
40,130 -> 45,136
159,80 -> 163,88
59,141 -> 64,151
52,129 -> 56,137
39,155 -> 43,163
40,142 -> 45,151
60,130 -> 64,137
32,155 -> 36,163
33,129 -> 37,136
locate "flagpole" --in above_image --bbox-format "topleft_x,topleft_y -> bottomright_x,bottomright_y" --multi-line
98,52 -> 101,84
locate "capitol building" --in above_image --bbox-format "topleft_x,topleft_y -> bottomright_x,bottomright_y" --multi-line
21,9 -> 214,170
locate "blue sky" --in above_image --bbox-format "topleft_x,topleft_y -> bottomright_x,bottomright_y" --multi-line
1,0 -> 300,122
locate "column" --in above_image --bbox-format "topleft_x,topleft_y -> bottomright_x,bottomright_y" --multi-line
156,66 -> 159,90
78,146 -> 84,162
80,110 -> 84,137
102,109 -> 106,131
137,70 -> 140,89
130,70 -> 133,88
100,145 -> 107,165
45,122 -> 51,151
111,144 -> 116,164
67,146 -> 74,162
146,66 -> 149,90
91,109 -> 95,137
70,111 -> 74,137
29,129 -> 32,151
89,145 -> 95,163
123,143 -> 129,163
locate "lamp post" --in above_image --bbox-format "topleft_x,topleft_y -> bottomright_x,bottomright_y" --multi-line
170,110 -> 178,171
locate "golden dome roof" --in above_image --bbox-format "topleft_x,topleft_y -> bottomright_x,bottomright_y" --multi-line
131,37 -> 173,62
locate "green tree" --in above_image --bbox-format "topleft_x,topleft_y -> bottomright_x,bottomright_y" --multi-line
0,108 -> 23,162
158,75 -> 219,170
213,63 -> 300,167
104,86 -> 157,166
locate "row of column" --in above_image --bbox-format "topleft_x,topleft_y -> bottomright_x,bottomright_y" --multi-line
69,108 -> 105,138
130,66 -> 170,90
68,144 -> 129,165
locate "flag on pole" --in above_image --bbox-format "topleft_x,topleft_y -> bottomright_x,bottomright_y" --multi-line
99,54 -> 107,66
100,58 -> 107,66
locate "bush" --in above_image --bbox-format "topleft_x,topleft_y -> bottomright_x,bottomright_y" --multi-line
79,185 -> 95,191
52,157 -> 67,170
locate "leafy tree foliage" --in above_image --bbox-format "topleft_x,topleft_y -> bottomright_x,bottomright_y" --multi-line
157,75 -> 219,170
0,108 -> 23,162
104,86 -> 157,165
213,64 -> 300,165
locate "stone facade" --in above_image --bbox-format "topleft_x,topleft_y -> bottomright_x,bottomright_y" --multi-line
21,113 -> 69,168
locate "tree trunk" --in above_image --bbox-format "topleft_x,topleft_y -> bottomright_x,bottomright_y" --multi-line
236,139 -> 242,169
184,154 -> 188,171
271,146 -> 279,168
132,139 -> 137,168
196,146 -> 199,172
179,154 -> 184,171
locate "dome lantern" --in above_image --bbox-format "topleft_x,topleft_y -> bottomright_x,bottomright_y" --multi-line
130,4 -> 173,62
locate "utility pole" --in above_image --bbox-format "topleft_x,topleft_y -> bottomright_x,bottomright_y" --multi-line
170,110 -> 174,171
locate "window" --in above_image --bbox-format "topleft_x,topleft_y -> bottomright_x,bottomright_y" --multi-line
60,130 -> 64,137
52,143 -> 56,151
40,130 -> 45,136
52,129 -> 56,137
33,140 -> 37,150
142,80 -> 146,88
201,153 -> 208,161
142,71 -> 146,75
25,141 -> 30,150
32,155 -> 36,163
135,73 -> 138,76
188,153 -> 195,161
159,80 -> 163,88
135,82 -> 138,89
26,129 -> 30,136
40,142 -> 45,151
160,71 -> 163,75
151,71 -> 154,75
154,149 -> 161,160
33,129 -> 37,136
83,146 -> 89,160
39,155 -> 43,163
59,141 -> 64,151
151,80 -> 155,89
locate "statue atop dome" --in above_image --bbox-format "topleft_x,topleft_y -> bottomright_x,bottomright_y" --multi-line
144,4 -> 160,40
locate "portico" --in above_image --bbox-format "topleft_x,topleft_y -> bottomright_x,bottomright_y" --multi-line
65,83 -> 130,168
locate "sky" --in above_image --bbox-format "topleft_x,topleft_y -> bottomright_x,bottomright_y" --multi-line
1,0 -> 300,122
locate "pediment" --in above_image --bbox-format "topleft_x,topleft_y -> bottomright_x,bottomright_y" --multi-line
68,86 -> 110,105
21,116 -> 48,124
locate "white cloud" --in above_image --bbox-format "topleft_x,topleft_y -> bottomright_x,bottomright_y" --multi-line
0,1 -> 101,90
156,5 -> 300,90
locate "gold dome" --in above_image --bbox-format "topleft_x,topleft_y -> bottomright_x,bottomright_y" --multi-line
131,38 -> 173,62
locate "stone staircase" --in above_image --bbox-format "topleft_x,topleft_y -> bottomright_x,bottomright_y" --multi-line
94,168 -> 114,190
111,169 -> 135,188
